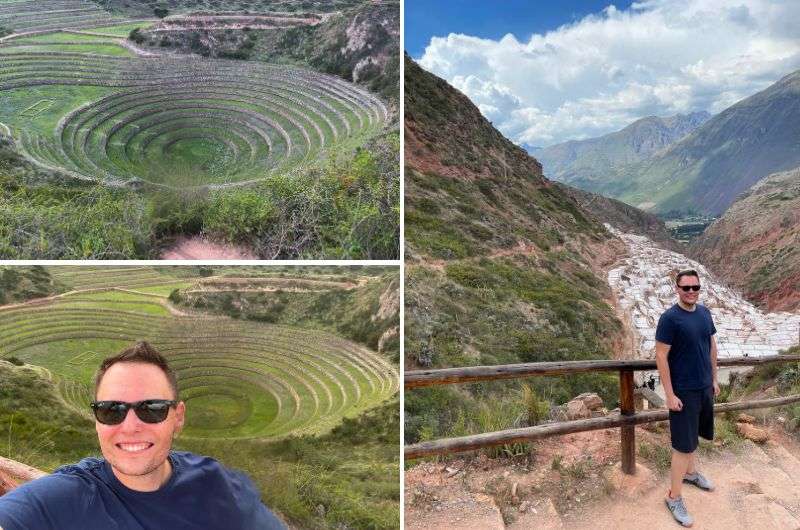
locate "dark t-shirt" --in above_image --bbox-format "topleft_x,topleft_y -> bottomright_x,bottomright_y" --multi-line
0,451 -> 285,530
655,303 -> 717,391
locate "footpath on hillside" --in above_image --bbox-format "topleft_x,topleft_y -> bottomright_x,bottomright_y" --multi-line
405,418 -> 800,529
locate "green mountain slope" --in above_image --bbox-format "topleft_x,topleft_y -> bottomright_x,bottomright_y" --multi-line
534,112 -> 709,193
617,70 -> 800,215
404,55 -> 628,445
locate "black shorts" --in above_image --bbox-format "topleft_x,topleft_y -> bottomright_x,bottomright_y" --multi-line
669,386 -> 714,453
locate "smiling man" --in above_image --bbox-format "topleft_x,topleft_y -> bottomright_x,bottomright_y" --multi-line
0,341 -> 285,530
654,269 -> 719,528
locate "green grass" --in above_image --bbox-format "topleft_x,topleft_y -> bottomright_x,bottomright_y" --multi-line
83,22 -> 155,37
0,43 -> 134,56
8,32 -> 117,44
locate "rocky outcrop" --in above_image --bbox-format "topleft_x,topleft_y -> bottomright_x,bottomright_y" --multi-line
691,166 -> 800,312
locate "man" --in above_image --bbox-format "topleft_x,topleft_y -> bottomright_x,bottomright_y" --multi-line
655,269 -> 719,528
0,342 -> 285,530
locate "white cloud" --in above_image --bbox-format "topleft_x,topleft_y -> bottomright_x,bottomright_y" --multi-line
417,0 -> 800,147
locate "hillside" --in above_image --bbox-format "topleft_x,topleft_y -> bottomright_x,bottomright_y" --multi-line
612,70 -> 800,215
133,1 -> 400,103
0,266 -> 66,305
691,166 -> 800,312
534,112 -> 709,193
554,183 -> 679,251
404,54 -> 628,445
170,268 -> 400,361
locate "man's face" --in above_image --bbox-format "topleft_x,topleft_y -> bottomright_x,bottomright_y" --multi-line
675,274 -> 701,306
95,362 -> 184,491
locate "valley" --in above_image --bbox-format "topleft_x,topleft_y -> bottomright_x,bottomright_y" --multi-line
0,0 -> 400,259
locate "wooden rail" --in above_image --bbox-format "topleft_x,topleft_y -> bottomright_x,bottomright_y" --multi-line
405,355 -> 800,388
0,456 -> 46,495
405,354 -> 800,474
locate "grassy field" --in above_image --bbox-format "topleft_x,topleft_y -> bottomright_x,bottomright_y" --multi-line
0,1 -> 399,259
0,265 -> 400,528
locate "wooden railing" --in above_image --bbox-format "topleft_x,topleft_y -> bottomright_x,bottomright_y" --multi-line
405,354 -> 800,474
0,456 -> 46,495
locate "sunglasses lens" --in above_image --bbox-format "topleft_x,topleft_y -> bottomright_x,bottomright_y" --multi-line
134,401 -> 171,423
680,285 -> 701,292
93,402 -> 128,425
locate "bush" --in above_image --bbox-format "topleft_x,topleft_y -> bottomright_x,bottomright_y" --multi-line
153,7 -> 169,18
204,189 -> 276,244
129,28 -> 145,44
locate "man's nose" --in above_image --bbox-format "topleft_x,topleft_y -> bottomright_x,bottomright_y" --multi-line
117,408 -> 145,431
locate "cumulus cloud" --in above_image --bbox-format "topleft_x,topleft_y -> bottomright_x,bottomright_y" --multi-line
417,0 -> 800,147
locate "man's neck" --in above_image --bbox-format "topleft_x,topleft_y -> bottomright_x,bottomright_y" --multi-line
113,458 -> 172,492
678,300 -> 696,312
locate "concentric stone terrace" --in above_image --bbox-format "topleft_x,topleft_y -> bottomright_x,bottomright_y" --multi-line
0,289 -> 398,438
0,52 -> 388,187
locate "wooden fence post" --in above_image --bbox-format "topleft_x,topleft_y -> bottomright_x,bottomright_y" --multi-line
620,369 -> 635,474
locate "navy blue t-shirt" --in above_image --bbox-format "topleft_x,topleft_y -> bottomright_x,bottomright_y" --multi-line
656,303 -> 717,391
0,451 -> 285,530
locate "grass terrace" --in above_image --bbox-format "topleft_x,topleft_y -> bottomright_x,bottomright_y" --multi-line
0,0 -> 144,35
0,50 -> 388,187
0,286 -> 397,439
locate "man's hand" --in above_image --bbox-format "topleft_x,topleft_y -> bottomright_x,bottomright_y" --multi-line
667,394 -> 683,411
713,381 -> 720,397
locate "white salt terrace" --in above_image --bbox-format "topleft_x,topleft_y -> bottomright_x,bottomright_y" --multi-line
605,224 -> 800,364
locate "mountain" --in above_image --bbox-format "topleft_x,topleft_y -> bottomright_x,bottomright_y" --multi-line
535,112 -> 710,191
613,70 -> 800,215
554,183 -> 679,251
404,54 -> 634,444
691,166 -> 800,311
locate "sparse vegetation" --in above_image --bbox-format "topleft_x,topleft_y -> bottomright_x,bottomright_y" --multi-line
404,55 -> 625,449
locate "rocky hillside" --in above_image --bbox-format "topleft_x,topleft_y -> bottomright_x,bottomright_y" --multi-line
136,1 -> 399,102
534,112 -> 709,193
404,54 -> 629,444
0,266 -> 64,305
691,166 -> 800,312
555,183 -> 679,251
171,269 -> 400,361
612,70 -> 800,216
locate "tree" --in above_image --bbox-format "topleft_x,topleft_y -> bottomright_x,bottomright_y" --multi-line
154,7 -> 169,18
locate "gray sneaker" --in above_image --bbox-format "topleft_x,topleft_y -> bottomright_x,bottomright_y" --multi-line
684,471 -> 714,491
665,495 -> 694,527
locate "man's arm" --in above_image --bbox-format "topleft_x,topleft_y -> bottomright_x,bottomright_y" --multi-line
655,340 -> 682,411
710,334 -> 720,396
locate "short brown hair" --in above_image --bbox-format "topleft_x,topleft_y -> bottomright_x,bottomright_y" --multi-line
675,269 -> 699,285
94,341 -> 179,399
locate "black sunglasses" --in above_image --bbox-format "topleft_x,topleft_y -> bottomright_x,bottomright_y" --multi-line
679,285 -> 701,292
90,400 -> 177,425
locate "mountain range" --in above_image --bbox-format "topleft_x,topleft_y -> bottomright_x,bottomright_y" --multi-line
534,111 -> 710,194
536,70 -> 800,217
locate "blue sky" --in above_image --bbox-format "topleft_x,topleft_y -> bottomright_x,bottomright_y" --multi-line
405,0 -> 634,58
407,0 -> 800,147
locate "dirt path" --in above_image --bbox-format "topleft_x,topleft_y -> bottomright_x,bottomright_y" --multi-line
405,425 -> 800,529
160,236 -> 258,260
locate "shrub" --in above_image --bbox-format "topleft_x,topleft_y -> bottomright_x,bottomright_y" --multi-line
129,28 -> 145,44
